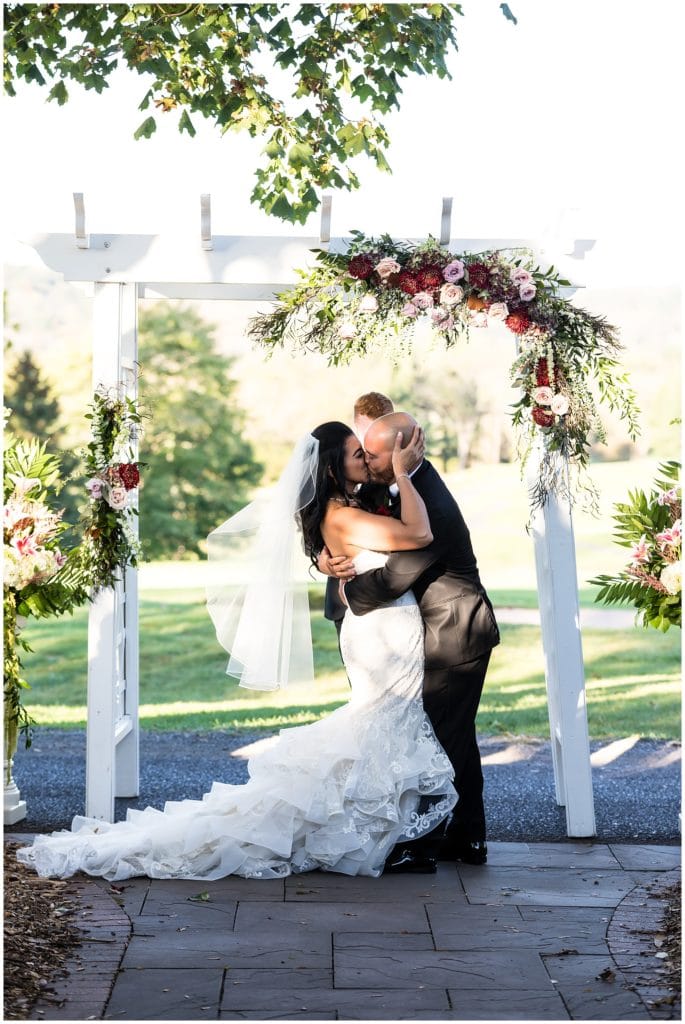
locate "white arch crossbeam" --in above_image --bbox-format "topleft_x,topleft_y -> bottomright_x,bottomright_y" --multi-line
19,200 -> 596,836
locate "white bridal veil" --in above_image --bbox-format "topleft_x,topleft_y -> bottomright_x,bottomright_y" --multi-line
206,433 -> 319,691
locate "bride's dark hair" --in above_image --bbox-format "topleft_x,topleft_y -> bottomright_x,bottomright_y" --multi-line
299,421 -> 354,561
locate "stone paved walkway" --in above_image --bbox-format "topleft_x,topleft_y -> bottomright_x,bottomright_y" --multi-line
10,839 -> 679,1021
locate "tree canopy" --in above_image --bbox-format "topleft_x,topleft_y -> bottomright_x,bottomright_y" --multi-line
137,303 -> 262,559
3,3 -> 473,222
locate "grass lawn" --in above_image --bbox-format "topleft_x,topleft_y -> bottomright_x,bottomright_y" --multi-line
23,587 -> 681,740
20,459 -> 680,741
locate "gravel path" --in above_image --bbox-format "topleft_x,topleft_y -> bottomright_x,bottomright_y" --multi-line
9,729 -> 681,843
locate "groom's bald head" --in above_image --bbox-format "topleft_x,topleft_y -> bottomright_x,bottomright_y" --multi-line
363,412 -> 418,484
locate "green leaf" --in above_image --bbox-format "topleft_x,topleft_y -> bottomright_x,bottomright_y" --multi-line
47,80 -> 68,105
178,109 -> 196,137
133,116 -> 157,140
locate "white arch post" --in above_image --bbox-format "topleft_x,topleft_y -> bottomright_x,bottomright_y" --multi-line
23,194 -> 596,835
85,280 -> 140,820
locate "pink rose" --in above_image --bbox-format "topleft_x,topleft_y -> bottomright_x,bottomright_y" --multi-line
533,386 -> 553,405
519,283 -> 537,302
106,486 -> 128,511
431,307 -> 451,325
550,393 -> 569,415
439,283 -> 464,306
443,260 -> 465,283
412,291 -> 434,310
86,477 -> 105,500
511,267 -> 533,286
359,294 -> 379,313
487,302 -> 509,322
402,302 -> 419,318
629,536 -> 651,565
375,257 -> 401,279
338,322 -> 357,339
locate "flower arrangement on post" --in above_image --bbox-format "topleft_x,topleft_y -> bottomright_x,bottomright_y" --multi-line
80,385 -> 144,593
3,426 -> 88,798
590,461 -> 681,631
248,232 -> 640,511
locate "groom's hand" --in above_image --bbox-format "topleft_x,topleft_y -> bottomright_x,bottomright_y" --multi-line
316,546 -> 357,580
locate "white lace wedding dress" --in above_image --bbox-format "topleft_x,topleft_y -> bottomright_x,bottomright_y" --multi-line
17,551 -> 456,882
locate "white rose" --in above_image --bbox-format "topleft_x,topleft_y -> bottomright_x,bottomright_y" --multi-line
439,283 -> 464,306
533,386 -> 553,405
488,302 -> 509,322
660,560 -> 682,595
106,486 -> 128,511
359,294 -> 379,313
469,310 -> 488,328
550,393 -> 570,415
338,322 -> 356,339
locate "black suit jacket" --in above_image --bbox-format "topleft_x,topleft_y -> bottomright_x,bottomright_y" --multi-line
343,461 -> 500,668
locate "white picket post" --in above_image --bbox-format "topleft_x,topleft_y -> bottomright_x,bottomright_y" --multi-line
527,450 -> 596,837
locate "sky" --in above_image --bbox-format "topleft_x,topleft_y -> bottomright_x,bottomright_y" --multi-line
2,0 -> 684,285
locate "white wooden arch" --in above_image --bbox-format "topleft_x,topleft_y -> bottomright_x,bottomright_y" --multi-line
19,194 -> 596,836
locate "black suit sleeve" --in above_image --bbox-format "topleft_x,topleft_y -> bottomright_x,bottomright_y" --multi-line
344,516 -> 449,616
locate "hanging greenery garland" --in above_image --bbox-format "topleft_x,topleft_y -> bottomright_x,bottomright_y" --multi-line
248,232 -> 640,510
80,385 -> 145,593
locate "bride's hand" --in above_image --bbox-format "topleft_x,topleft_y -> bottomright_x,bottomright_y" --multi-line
317,546 -> 357,580
392,426 -> 425,479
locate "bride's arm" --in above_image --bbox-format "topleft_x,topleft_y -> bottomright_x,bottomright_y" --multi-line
324,431 -> 432,553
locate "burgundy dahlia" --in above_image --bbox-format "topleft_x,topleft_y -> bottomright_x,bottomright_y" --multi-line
416,266 -> 444,292
466,262 -> 491,289
398,270 -> 420,295
532,407 -> 555,428
118,462 -> 141,490
505,312 -> 531,335
348,254 -> 375,280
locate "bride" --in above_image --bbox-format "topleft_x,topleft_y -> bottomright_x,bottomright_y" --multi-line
17,420 -> 456,881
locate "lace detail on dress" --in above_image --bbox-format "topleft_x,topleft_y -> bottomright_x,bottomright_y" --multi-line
17,550 -> 456,881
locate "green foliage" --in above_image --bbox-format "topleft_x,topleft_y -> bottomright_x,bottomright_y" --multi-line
4,349 -> 60,440
3,3 -> 471,222
4,346 -> 83,526
590,461 -> 681,630
79,386 -> 145,592
137,304 -> 262,559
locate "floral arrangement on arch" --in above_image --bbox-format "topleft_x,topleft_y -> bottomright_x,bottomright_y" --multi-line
591,461 -> 681,631
248,232 -> 640,510
3,426 -> 89,755
80,385 -> 145,593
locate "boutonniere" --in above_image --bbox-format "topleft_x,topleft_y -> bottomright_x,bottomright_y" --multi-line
374,505 -> 393,517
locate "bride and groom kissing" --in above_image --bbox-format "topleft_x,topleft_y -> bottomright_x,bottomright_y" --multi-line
17,391 -> 500,883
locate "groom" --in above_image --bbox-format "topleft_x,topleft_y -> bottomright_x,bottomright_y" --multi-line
340,409 -> 500,872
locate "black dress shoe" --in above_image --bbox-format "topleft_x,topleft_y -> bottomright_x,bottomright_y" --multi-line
438,840 -> 488,865
383,847 -> 437,874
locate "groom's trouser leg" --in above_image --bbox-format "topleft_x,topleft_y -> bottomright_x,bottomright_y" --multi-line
420,652 -> 491,846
